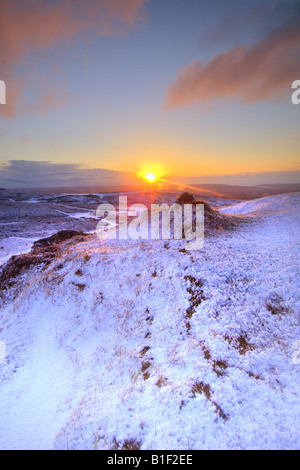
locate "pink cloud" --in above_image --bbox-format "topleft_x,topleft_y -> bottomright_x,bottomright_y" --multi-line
166,20 -> 300,108
0,0 -> 147,117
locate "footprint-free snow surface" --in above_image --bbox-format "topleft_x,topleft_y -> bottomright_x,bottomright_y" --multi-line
0,192 -> 299,450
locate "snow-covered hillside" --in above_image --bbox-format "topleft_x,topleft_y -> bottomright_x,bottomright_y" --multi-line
220,192 -> 300,216
0,193 -> 299,450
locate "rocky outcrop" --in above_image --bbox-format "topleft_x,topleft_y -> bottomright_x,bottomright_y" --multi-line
0,231 -> 86,295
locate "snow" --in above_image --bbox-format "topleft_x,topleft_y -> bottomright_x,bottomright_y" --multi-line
55,209 -> 147,220
26,199 -> 39,204
55,210 -> 98,219
0,237 -> 38,266
0,192 -> 299,450
220,192 -> 300,216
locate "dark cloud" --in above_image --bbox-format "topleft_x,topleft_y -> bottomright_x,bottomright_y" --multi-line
0,160 -> 139,188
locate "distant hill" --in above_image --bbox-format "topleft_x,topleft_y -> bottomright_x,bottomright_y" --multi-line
191,183 -> 300,200
0,183 -> 299,200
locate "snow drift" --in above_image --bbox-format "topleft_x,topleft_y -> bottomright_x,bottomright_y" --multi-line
0,192 -> 299,450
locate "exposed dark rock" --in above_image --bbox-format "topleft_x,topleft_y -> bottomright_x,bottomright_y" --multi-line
0,248 -> 55,293
176,192 -> 196,205
176,192 -> 244,236
33,230 -> 86,249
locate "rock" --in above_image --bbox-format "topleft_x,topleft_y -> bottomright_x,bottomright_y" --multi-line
33,230 -> 86,249
0,230 -> 87,295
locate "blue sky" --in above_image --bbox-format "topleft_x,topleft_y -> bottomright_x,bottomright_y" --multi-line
0,0 -> 299,188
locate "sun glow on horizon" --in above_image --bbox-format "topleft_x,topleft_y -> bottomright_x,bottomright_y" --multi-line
144,172 -> 157,182
138,166 -> 164,183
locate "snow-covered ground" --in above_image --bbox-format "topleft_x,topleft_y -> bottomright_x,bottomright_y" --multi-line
0,237 -> 38,266
55,209 -> 99,220
220,192 -> 300,216
0,193 -> 299,450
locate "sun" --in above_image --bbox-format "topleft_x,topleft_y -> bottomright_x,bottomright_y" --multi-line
144,172 -> 157,183
137,166 -> 163,184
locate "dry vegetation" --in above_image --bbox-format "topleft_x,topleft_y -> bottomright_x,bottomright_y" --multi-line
0,231 -> 87,296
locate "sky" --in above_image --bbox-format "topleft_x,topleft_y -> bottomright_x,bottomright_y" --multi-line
0,0 -> 299,188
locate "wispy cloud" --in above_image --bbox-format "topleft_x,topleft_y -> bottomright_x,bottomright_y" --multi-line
166,6 -> 300,108
0,0 -> 148,117
0,160 -> 139,188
